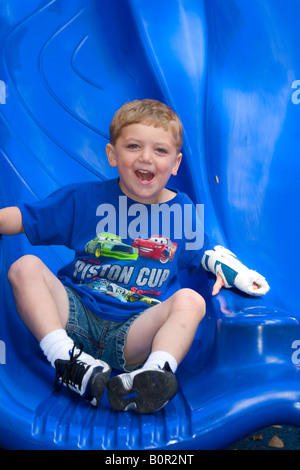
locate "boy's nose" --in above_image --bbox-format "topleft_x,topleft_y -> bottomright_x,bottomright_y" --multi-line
139,147 -> 152,163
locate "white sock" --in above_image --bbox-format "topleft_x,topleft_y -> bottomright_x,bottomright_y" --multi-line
40,329 -> 74,368
143,350 -> 178,373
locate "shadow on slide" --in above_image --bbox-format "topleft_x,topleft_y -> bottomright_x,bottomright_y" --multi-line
0,0 -> 300,450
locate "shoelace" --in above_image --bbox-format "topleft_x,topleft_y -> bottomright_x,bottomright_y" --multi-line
55,342 -> 90,393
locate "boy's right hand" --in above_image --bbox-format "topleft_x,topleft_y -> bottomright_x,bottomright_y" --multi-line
0,207 -> 24,235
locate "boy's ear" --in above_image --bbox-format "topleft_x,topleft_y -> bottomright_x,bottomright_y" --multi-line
106,143 -> 118,167
171,152 -> 182,176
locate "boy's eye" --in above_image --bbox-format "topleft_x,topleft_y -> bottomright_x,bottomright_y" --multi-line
127,144 -> 139,149
156,147 -> 168,154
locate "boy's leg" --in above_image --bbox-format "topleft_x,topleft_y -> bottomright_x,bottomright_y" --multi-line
107,288 -> 205,413
8,254 -> 69,341
8,255 -> 111,406
124,288 -> 206,366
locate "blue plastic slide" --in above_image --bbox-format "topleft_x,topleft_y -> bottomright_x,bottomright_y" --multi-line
1,0 -> 300,450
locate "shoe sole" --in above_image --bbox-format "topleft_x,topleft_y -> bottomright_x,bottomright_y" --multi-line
107,369 -> 178,414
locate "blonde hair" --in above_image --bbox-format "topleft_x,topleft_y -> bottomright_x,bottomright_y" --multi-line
109,99 -> 183,151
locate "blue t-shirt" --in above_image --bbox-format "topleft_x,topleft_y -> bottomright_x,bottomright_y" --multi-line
19,178 -> 209,321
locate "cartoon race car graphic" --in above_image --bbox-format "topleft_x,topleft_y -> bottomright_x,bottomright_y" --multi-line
85,279 -> 160,306
132,235 -> 177,264
85,233 -> 138,260
85,279 -> 127,303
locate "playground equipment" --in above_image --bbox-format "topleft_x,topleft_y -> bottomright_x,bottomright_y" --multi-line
0,0 -> 300,449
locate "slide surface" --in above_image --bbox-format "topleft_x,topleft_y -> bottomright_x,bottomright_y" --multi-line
0,0 -> 300,450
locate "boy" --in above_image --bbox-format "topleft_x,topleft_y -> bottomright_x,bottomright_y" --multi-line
0,99 -> 269,413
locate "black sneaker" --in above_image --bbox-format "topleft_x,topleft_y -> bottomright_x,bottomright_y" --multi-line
54,343 -> 111,407
107,362 -> 178,414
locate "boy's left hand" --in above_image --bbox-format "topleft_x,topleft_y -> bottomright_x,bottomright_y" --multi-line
203,246 -> 270,297
212,273 -> 260,296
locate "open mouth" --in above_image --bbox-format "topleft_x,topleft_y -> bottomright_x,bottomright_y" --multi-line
135,170 -> 154,182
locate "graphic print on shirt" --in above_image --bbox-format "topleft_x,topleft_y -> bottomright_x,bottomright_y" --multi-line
72,232 -> 177,306
132,235 -> 177,264
84,278 -> 160,306
84,233 -> 138,261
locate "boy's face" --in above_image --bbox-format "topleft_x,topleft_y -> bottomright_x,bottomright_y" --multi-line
106,123 -> 182,204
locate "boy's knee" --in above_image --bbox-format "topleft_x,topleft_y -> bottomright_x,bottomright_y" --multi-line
174,288 -> 206,320
8,255 -> 42,285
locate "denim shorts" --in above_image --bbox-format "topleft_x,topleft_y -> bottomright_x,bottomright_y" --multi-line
65,287 -> 144,372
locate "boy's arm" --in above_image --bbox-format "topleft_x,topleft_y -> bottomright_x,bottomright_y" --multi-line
0,207 -> 25,235
202,245 -> 270,296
